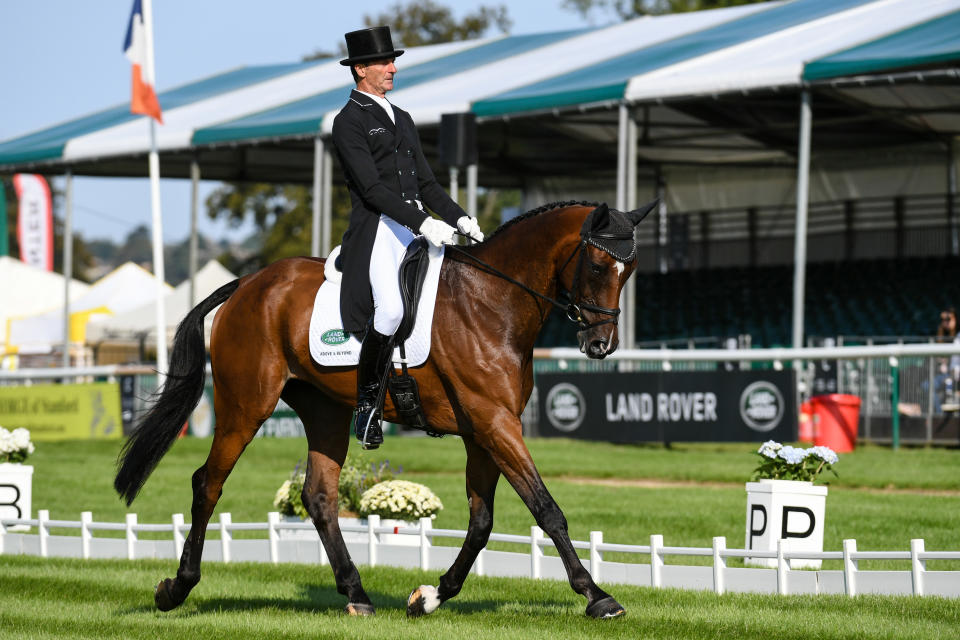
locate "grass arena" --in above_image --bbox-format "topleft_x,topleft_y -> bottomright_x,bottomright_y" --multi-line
2,437 -> 959,639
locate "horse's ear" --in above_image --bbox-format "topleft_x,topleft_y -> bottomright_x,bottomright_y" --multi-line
627,199 -> 659,226
590,203 -> 610,230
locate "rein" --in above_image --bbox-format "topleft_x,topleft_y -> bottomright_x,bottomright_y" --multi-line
447,230 -> 630,331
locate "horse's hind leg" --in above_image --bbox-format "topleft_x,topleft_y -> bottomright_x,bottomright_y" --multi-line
282,380 -> 376,615
407,437 -> 499,617
481,413 -> 624,619
154,383 -> 278,611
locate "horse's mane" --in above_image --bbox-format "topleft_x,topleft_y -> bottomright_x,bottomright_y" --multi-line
485,200 -> 600,242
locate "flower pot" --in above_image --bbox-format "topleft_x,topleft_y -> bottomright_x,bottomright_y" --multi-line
0,463 -> 33,532
744,479 -> 827,569
278,515 -> 318,541
277,516 -> 429,546
338,516 -> 428,546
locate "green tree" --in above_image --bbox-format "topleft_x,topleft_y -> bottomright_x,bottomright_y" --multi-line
563,0 -> 770,19
206,1 -> 514,271
363,0 -> 511,46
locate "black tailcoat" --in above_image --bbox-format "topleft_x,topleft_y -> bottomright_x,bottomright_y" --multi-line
332,89 -> 465,334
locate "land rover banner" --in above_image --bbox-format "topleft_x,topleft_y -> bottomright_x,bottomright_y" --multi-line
537,370 -> 796,442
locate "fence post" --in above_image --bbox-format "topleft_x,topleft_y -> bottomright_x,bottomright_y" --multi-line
712,536 -> 726,595
419,517 -> 431,572
220,513 -> 232,564
650,534 -> 663,588
911,539 -> 925,596
531,526 -> 543,579
777,538 -> 789,595
890,356 -> 900,450
589,531 -> 603,583
172,514 -> 185,560
267,512 -> 279,564
368,514 -> 380,567
843,539 -> 858,596
125,514 -> 138,560
474,547 -> 485,576
38,509 -> 49,558
80,511 -> 93,559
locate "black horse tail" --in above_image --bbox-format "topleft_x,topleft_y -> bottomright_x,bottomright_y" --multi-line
114,279 -> 240,506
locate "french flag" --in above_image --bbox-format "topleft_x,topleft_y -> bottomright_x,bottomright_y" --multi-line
123,0 -> 163,123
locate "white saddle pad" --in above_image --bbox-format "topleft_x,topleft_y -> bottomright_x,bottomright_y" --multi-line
309,244 -> 445,367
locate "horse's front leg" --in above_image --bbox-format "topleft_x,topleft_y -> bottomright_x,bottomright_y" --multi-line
407,437 -> 500,617
480,412 -> 625,619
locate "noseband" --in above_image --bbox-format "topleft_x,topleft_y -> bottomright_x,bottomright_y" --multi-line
558,229 -> 634,331
448,226 -> 635,332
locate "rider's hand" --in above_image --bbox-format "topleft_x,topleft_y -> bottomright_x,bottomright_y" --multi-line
456,216 -> 484,243
419,217 -> 456,248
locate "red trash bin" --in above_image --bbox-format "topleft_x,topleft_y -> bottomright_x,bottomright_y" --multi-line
798,401 -> 814,442
811,394 -> 861,453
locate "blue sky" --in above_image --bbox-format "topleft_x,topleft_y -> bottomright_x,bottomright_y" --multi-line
0,1 -> 589,245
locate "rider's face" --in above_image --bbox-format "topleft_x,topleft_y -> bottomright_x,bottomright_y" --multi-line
356,58 -> 397,97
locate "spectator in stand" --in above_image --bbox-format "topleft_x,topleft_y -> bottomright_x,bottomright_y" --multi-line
933,308 -> 957,411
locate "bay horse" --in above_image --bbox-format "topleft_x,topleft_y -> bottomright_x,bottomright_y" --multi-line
114,200 -> 654,619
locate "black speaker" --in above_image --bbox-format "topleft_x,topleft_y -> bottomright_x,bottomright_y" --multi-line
438,112 -> 477,167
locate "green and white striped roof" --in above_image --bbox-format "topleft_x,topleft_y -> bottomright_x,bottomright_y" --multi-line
2,0 -> 958,173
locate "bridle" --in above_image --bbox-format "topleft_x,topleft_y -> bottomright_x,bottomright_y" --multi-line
447,226 -> 635,332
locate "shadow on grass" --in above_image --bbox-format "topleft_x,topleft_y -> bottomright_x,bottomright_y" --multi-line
117,581 -> 575,618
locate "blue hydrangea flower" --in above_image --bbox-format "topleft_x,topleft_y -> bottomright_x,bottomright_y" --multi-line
807,446 -> 839,465
757,440 -> 782,459
777,445 -> 807,465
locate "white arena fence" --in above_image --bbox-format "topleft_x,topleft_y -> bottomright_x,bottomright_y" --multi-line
2,511 -> 959,599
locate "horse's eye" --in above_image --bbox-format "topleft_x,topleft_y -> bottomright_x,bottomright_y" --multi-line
590,263 -> 604,276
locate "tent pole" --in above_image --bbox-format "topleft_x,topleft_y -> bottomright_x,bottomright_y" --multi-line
466,163 -> 478,244
625,110 -> 638,349
449,167 -> 459,204
616,103 -> 632,350
949,136 -> 958,257
322,145 -> 333,257
188,159 -> 200,308
62,170 -> 73,368
792,89 -> 812,350
312,136 -> 323,257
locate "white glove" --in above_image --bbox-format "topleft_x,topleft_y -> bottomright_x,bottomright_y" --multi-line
419,217 -> 456,248
457,216 -> 484,242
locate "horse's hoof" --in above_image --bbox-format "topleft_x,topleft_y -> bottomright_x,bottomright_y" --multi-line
344,602 -> 376,616
406,585 -> 441,618
154,578 -> 181,612
586,596 -> 625,619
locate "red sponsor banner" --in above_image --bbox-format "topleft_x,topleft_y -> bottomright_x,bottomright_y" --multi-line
13,174 -> 54,271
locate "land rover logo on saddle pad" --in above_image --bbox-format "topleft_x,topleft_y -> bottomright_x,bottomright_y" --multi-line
739,381 -> 785,432
320,329 -> 349,346
545,383 -> 586,432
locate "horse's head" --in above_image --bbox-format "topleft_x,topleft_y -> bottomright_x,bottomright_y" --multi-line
561,200 -> 656,359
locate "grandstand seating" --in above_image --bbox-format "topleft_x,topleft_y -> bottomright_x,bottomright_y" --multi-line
535,255 -> 960,348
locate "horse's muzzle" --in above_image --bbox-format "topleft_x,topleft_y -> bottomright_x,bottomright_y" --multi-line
579,332 -> 615,359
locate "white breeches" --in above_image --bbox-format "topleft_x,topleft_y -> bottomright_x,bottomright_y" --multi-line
369,214 -> 416,335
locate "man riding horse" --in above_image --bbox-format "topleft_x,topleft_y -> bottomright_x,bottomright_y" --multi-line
332,26 -> 484,450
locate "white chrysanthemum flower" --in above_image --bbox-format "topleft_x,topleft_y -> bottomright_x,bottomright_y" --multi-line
778,445 -> 807,465
807,446 -> 839,465
757,440 -> 782,459
359,480 -> 443,520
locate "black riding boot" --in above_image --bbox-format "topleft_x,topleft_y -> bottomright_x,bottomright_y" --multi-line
355,326 -> 393,449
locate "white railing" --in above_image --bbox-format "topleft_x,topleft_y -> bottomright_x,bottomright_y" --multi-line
3,511 -> 958,598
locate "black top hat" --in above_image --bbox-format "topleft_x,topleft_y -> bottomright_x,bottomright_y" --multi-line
340,26 -> 405,66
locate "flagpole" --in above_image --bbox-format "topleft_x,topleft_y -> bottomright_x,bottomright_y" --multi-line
142,0 -> 168,382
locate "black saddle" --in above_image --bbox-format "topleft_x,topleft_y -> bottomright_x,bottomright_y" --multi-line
395,236 -> 431,343
386,237 -> 438,435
